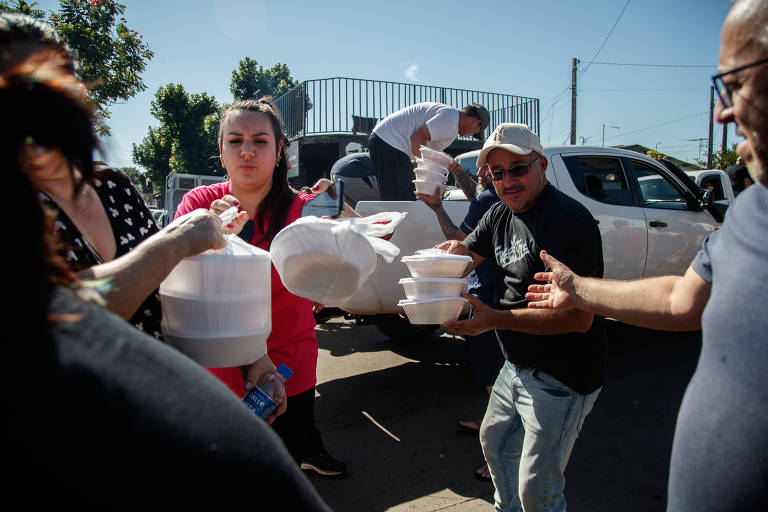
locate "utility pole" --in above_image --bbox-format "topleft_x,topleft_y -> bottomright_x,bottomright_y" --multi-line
721,123 -> 728,161
571,58 -> 579,145
707,86 -> 714,168
602,124 -> 619,146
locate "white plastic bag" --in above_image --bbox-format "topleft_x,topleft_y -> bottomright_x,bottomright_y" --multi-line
270,212 -> 406,306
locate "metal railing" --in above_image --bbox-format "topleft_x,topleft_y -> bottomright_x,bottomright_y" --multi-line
274,77 -> 540,140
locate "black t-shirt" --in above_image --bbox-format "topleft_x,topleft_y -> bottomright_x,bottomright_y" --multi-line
464,183 -> 605,394
6,286 -> 332,510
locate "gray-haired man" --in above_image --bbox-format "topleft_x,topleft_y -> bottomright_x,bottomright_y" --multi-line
526,1 -> 768,510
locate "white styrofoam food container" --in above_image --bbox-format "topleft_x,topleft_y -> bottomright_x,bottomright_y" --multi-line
159,234 -> 272,367
401,251 -> 473,278
419,146 -> 455,167
270,217 -> 378,307
414,167 -> 447,183
413,179 -> 447,196
399,277 -> 467,299
415,158 -> 448,174
397,296 -> 468,325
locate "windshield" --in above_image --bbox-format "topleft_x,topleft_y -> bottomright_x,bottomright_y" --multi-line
456,153 -> 480,178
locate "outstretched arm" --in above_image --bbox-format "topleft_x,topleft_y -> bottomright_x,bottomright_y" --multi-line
443,293 -> 594,336
78,209 -> 229,320
525,250 -> 711,331
416,189 -> 467,241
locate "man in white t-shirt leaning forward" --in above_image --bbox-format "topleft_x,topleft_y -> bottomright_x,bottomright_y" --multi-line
369,102 -> 489,200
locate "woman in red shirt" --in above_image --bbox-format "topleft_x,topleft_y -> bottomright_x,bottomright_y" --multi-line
175,97 -> 346,476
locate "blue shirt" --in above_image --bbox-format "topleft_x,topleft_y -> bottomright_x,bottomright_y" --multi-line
669,183 -> 768,511
460,186 -> 499,306
330,153 -> 373,179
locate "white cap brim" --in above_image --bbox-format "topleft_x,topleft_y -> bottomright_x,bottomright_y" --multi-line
476,144 -> 535,168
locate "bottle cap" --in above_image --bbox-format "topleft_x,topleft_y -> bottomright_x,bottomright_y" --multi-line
276,363 -> 293,380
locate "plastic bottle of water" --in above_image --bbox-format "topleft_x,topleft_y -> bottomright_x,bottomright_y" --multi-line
242,363 -> 293,419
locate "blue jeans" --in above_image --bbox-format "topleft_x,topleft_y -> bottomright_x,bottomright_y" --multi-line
480,362 -> 600,512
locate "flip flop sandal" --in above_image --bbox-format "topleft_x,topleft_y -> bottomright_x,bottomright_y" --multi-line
474,464 -> 492,482
458,420 -> 481,432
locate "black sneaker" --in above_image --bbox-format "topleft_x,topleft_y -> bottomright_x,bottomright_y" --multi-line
300,450 -> 347,476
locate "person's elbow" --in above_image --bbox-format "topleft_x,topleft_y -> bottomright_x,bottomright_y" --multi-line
667,269 -> 709,331
668,304 -> 703,331
571,310 -> 594,334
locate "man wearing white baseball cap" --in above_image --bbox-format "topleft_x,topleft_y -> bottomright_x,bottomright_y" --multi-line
437,123 -> 605,512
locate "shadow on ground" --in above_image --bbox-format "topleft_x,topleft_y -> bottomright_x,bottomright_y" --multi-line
307,319 -> 701,512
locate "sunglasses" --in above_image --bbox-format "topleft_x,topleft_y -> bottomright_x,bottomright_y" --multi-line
712,56 -> 768,109
488,155 -> 543,182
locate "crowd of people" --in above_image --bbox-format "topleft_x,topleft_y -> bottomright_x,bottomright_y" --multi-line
5,0 -> 767,509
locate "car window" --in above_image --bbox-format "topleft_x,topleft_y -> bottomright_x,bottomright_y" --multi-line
699,175 -> 725,201
630,161 -> 688,210
456,154 -> 479,178
563,156 -> 634,206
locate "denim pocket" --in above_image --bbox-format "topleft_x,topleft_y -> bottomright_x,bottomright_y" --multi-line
531,370 -> 572,398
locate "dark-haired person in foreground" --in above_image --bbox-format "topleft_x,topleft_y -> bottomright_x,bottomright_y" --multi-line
175,97 -> 352,477
525,2 -> 768,509
0,12 -> 250,338
2,41 -> 331,512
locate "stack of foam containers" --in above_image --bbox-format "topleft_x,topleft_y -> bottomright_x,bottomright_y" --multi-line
160,235 -> 272,368
397,248 -> 472,325
413,146 -> 453,196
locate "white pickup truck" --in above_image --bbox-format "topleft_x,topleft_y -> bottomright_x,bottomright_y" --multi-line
655,160 -> 735,218
335,145 -> 723,338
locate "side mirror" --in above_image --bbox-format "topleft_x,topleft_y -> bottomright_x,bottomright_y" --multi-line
698,188 -> 713,209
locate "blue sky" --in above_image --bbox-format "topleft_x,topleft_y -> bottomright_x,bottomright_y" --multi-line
35,0 -> 735,169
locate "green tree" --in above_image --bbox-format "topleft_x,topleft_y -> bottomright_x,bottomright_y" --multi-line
713,143 -> 739,170
132,124 -> 172,197
120,166 -> 149,193
47,0 -> 154,135
694,143 -> 739,170
230,57 -> 299,101
132,84 -> 223,196
0,0 -> 45,18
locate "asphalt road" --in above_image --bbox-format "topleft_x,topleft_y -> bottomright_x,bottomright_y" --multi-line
306,316 -> 701,512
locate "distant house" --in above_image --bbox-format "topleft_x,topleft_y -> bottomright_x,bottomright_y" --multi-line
612,144 -> 702,172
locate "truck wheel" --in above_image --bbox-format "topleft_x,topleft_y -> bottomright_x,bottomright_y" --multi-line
374,314 -> 438,341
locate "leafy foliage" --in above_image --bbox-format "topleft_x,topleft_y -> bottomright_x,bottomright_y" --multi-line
230,56 -> 299,101
120,166 -> 149,193
132,83 -> 223,195
0,0 -> 45,18
47,0 -> 153,135
132,124 -> 171,196
694,143 -> 739,170
712,143 -> 739,170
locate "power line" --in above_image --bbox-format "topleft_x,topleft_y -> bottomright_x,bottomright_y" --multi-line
589,61 -> 716,68
581,88 -> 709,92
580,0 -> 632,78
604,111 -> 710,141
541,84 -> 571,112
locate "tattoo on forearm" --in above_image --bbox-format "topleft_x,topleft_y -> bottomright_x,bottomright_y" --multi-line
436,206 -> 459,240
451,168 -> 478,202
